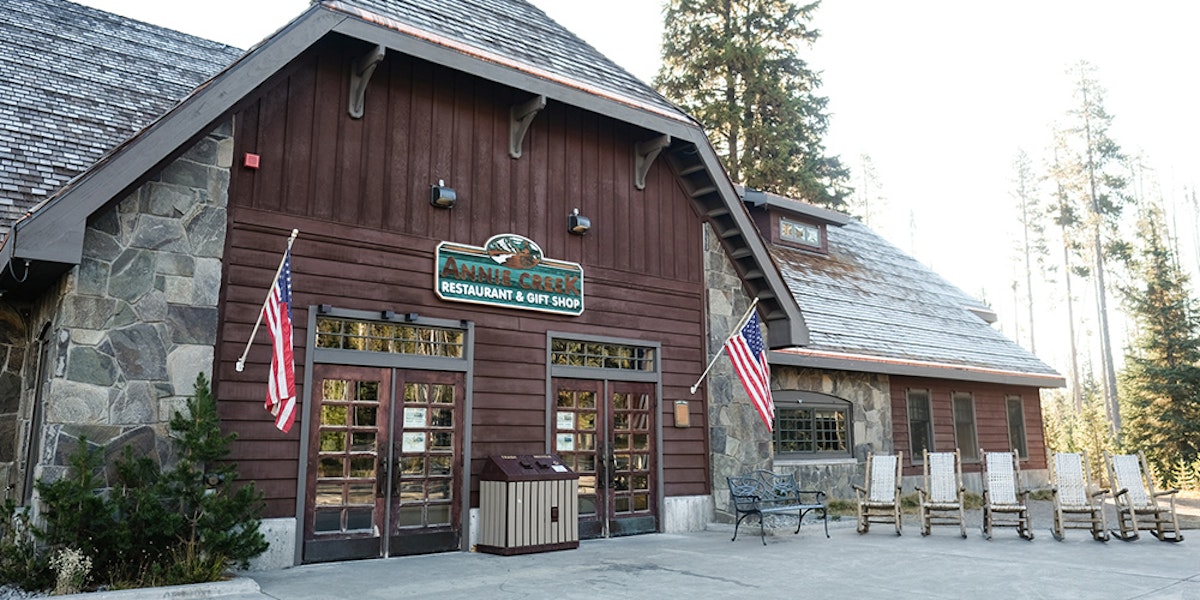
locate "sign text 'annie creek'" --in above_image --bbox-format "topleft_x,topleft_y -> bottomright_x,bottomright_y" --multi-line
434,234 -> 584,316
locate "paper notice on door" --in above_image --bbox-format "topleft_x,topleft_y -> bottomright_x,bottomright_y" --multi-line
555,433 -> 575,452
402,432 -> 426,453
403,407 -> 427,428
556,411 -> 574,430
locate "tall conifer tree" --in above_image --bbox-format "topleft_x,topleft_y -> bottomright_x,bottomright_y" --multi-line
655,0 -> 849,207
1119,205 -> 1200,474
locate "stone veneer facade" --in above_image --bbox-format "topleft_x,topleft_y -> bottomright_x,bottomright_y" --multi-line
11,120 -> 233,497
703,226 -> 893,522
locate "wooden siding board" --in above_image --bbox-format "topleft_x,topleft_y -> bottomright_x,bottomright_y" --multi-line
255,81 -> 288,213
284,62 -> 317,221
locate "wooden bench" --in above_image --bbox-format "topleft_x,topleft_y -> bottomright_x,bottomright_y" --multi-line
727,470 -> 828,544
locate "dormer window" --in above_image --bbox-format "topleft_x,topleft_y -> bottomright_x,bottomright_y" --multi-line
779,217 -> 823,249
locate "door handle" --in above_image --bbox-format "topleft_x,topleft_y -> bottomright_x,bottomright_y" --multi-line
377,456 -> 390,497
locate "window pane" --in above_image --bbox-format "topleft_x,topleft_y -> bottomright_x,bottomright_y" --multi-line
1006,397 -> 1028,459
318,457 -> 344,478
953,393 -> 978,460
908,390 -> 932,459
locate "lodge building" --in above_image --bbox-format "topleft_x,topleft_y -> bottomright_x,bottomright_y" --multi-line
0,0 -> 1061,568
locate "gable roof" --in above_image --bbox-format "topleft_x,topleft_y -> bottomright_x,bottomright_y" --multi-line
752,192 -> 1064,387
0,0 -> 242,238
0,0 -> 808,347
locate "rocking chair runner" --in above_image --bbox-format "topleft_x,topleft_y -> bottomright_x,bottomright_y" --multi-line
853,452 -> 903,535
1049,451 -> 1108,541
916,449 -> 967,538
980,450 -> 1033,540
1105,452 -> 1184,542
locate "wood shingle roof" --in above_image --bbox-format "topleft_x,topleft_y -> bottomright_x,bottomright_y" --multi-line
0,0 -> 242,238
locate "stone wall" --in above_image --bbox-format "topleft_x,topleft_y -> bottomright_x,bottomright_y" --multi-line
28,120 -> 233,487
772,367 -> 891,501
703,225 -> 771,520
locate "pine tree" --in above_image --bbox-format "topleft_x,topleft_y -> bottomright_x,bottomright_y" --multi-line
165,373 -> 268,577
655,0 -> 849,207
1119,205 -> 1200,474
1053,62 -> 1131,434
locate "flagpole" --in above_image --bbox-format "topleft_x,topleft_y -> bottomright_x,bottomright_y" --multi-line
236,229 -> 299,373
689,297 -> 759,394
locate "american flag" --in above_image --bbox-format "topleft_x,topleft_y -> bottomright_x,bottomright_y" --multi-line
264,251 -> 296,433
724,311 -> 774,431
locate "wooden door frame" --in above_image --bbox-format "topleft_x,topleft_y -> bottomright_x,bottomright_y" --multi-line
296,306 -> 474,564
545,332 -> 663,537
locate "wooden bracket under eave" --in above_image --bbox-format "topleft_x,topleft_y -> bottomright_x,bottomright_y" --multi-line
348,44 -> 386,119
510,95 -> 547,158
634,135 -> 671,190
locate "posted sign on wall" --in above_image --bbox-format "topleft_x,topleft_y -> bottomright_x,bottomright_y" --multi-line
435,234 -> 584,316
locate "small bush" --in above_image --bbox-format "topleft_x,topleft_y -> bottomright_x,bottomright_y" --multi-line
0,500 -> 51,591
26,373 -> 267,592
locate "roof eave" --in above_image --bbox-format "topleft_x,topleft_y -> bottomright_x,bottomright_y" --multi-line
770,348 -> 1066,388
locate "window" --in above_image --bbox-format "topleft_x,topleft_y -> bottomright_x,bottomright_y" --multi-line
316,317 -> 464,357
551,340 -> 656,371
773,393 -> 851,457
1006,396 -> 1028,459
952,392 -> 978,461
907,389 -> 933,461
779,217 -> 822,248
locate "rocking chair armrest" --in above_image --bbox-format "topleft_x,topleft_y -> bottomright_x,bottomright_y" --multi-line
852,484 -> 867,494
1154,488 -> 1180,497
1112,487 -> 1130,499
1090,488 -> 1110,498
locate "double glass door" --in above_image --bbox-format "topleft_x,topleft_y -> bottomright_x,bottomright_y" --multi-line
553,379 -> 657,538
304,365 -> 463,563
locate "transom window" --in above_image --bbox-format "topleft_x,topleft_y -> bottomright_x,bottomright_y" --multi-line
551,340 -> 656,371
316,317 -> 464,357
772,393 -> 850,457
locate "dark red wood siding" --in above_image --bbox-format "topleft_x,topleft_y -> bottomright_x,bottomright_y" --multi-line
216,39 -> 710,517
889,376 -> 1046,477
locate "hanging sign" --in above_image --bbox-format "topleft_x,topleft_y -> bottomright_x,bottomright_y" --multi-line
435,234 -> 584,316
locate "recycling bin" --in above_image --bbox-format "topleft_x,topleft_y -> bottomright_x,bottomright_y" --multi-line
477,454 -> 579,555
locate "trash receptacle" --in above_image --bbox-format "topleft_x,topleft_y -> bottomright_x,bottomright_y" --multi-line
477,454 -> 579,555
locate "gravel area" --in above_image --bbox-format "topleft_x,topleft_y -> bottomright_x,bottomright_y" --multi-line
0,585 -> 45,599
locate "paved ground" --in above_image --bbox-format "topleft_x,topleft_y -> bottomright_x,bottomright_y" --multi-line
248,519 -> 1199,600
64,497 -> 1200,600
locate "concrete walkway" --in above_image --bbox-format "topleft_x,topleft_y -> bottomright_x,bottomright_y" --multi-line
236,522 -> 1199,600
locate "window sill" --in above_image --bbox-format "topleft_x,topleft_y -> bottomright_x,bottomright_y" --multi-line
774,456 -> 856,467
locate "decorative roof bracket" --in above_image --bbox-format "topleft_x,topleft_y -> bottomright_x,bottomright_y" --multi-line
634,134 -> 671,190
348,44 -> 386,119
509,95 -> 547,158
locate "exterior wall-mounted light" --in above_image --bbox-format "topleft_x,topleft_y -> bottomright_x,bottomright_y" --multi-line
431,180 -> 456,208
568,208 -> 590,235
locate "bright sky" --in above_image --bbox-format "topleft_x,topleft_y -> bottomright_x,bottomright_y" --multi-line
74,0 -> 1200,373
